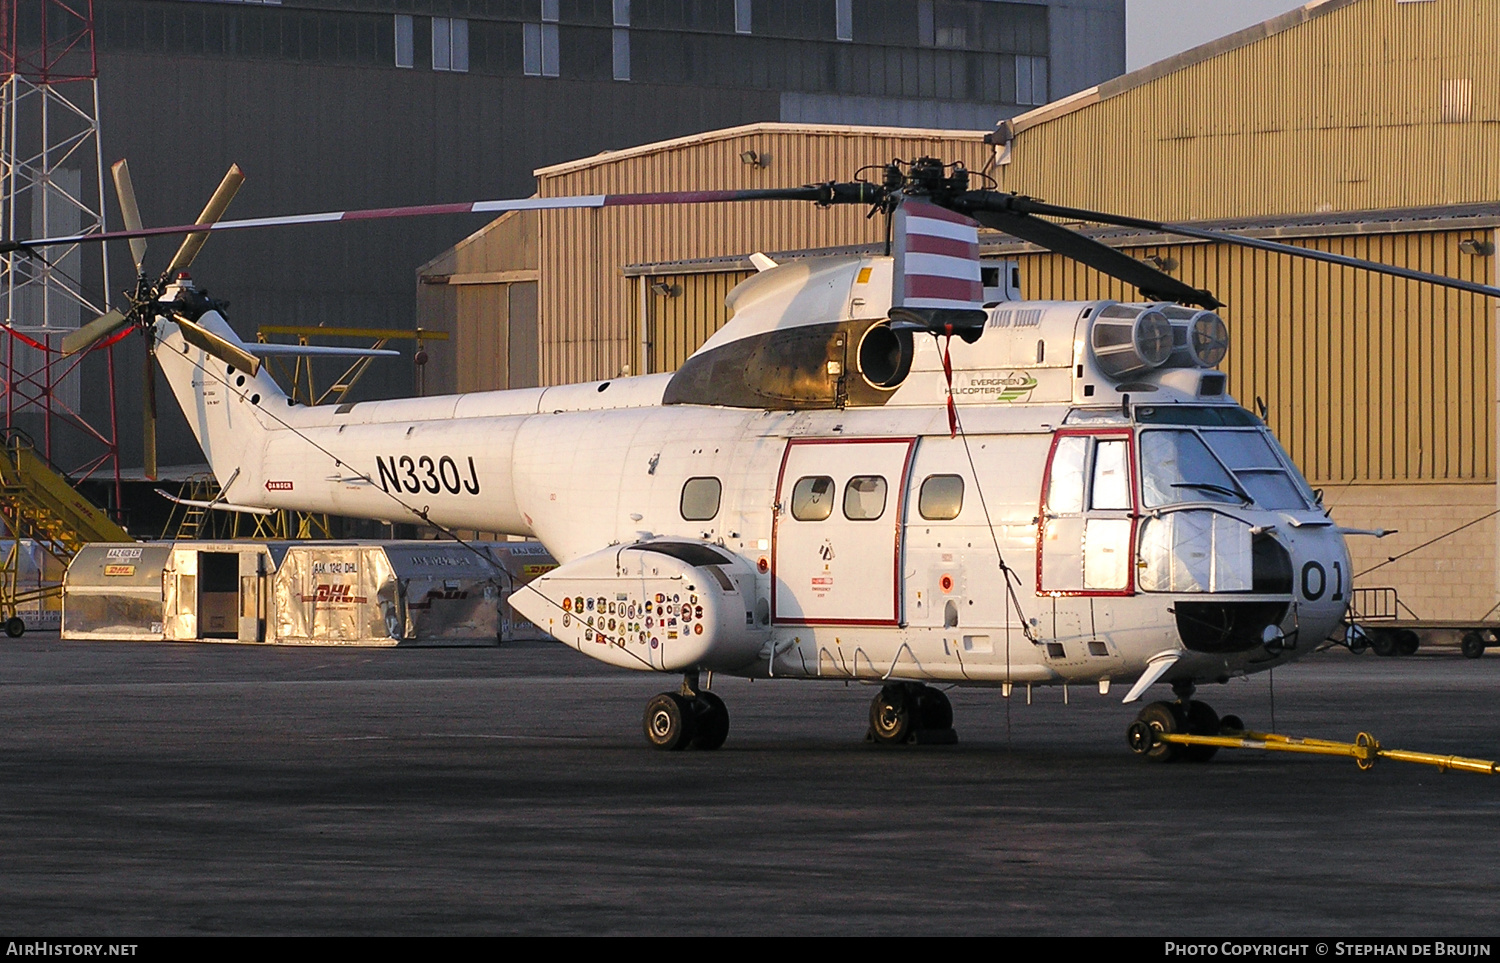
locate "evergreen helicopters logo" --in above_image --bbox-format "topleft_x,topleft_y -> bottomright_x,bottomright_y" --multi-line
950,370 -> 1038,403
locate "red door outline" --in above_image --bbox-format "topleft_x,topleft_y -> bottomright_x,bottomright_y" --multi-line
771,436 -> 917,626
1035,428 -> 1138,597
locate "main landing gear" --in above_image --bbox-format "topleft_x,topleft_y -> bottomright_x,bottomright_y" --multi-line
867,682 -> 959,746
1126,681 -> 1242,763
643,671 -> 729,751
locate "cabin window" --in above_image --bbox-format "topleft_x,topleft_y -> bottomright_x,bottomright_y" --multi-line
919,474 -> 964,520
680,477 -> 721,521
791,476 -> 835,521
843,475 -> 888,520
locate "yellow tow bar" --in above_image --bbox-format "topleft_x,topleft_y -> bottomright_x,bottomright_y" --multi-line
1144,727 -> 1499,774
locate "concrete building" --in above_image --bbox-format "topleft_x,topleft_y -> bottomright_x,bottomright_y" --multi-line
420,0 -> 1500,621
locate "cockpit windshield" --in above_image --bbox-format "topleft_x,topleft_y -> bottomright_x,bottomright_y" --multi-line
1140,426 -> 1313,511
1140,431 -> 1243,507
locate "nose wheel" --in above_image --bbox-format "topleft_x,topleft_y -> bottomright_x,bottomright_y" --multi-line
643,672 -> 730,751
867,682 -> 958,745
1127,699 -> 1240,763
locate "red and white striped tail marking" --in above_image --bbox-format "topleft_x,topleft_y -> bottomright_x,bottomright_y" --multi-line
892,198 -> 983,311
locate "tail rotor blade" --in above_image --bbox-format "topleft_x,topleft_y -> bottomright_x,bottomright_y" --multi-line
110,159 -> 148,274
172,313 -> 262,376
61,308 -> 131,355
165,164 -> 245,276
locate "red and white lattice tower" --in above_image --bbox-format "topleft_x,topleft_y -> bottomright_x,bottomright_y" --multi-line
0,0 -> 117,490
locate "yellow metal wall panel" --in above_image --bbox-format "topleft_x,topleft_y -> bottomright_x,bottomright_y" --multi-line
644,271 -> 754,373
1011,228 -> 1494,484
995,0 -> 1500,221
454,209 -> 538,275
534,125 -> 990,385
455,283 -> 508,394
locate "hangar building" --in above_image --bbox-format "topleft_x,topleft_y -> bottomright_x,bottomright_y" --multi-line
419,0 -> 1500,621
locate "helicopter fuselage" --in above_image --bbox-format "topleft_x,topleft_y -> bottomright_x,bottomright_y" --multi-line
154,254 -> 1351,699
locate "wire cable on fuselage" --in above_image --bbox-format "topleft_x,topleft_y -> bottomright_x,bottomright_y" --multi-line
178,342 -> 659,669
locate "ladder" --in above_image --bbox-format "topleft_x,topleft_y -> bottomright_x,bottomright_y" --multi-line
166,473 -> 222,540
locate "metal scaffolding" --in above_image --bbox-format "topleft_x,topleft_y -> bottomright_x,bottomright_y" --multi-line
0,0 -> 118,492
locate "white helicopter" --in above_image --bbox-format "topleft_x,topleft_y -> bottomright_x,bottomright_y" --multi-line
17,157 -> 1499,758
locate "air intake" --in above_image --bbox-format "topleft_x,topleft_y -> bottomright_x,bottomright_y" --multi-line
1090,304 -> 1173,379
1159,305 -> 1230,368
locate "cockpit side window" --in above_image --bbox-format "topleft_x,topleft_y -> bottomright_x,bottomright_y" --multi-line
1046,436 -> 1088,514
1040,431 -> 1136,594
1091,440 -> 1131,510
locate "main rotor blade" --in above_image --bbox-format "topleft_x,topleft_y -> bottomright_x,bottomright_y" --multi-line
0,184 -> 877,252
980,193 -> 1500,301
958,195 -> 1220,308
61,308 -> 130,356
171,313 -> 262,376
165,164 -> 246,276
110,160 -> 147,274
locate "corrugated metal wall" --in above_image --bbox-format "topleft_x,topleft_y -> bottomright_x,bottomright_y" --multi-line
419,210 -> 539,395
645,271 -> 755,374
534,125 -> 990,384
994,0 -> 1500,221
1014,228 -> 1495,485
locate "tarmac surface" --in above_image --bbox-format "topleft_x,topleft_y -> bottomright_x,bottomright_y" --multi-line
0,634 -> 1496,937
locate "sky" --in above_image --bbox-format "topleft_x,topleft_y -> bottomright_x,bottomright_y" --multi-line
1127,0 -> 1314,72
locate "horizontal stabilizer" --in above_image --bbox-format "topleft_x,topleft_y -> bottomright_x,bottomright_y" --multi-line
172,313 -> 262,376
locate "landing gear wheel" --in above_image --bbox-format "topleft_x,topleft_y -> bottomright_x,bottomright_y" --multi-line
1396,630 -> 1420,657
1347,630 -> 1369,655
4,617 -> 23,638
643,692 -> 696,751
1127,701 -> 1183,763
1219,714 -> 1246,735
869,684 -> 915,745
1462,631 -> 1486,659
1369,630 -> 1397,657
914,685 -> 953,731
689,691 -> 730,750
1182,700 -> 1220,763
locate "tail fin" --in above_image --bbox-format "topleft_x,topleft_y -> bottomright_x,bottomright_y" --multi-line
154,309 -> 285,485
